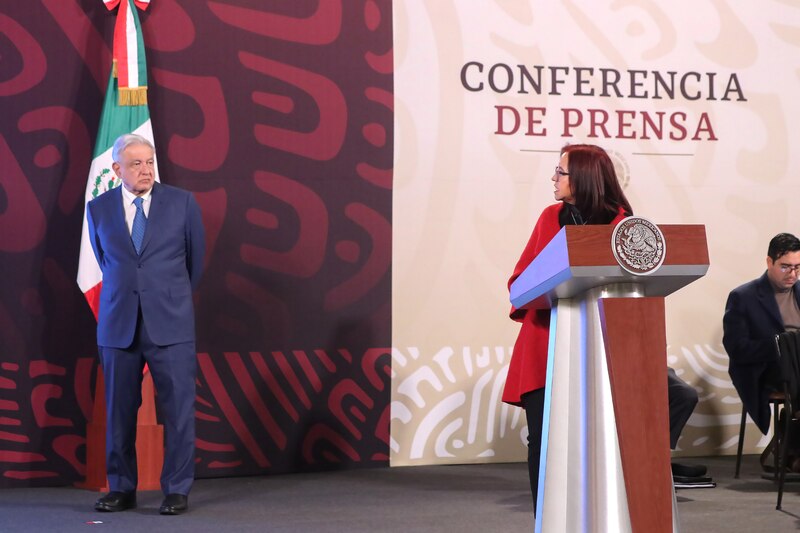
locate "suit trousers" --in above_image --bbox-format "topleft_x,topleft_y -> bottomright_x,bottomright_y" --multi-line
99,309 -> 197,496
667,367 -> 698,449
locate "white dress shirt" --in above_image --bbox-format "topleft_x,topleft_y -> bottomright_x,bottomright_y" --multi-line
120,185 -> 152,236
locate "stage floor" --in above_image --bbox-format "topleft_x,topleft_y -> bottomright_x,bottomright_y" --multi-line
0,455 -> 798,532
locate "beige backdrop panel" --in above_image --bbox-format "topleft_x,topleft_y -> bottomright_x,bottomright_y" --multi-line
392,1 -> 800,466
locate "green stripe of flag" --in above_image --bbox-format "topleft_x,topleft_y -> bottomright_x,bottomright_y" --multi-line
92,70 -> 150,158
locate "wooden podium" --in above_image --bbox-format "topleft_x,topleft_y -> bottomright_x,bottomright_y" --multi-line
510,223 -> 708,533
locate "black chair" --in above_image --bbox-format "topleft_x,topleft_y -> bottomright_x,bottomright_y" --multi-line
775,330 -> 800,510
734,392 -> 784,479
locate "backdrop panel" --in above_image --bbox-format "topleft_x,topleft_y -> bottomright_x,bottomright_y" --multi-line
0,0 -> 393,487
392,1 -> 800,465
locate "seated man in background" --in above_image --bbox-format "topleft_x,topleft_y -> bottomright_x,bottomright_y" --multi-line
723,233 -> 800,468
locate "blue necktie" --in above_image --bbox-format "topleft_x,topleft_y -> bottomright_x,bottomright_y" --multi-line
131,196 -> 146,255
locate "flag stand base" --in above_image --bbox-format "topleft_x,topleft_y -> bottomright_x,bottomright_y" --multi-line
76,367 -> 164,492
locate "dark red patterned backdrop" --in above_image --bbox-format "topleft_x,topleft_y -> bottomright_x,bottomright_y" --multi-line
0,0 -> 392,487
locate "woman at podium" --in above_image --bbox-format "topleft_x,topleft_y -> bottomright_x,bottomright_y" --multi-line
502,144 -> 633,512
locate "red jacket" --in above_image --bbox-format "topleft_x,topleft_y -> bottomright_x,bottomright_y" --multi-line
502,203 -> 627,405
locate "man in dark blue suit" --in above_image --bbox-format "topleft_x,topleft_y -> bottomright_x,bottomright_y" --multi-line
87,133 -> 205,515
723,233 -> 800,441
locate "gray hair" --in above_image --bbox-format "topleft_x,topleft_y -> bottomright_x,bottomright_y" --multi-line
112,133 -> 155,163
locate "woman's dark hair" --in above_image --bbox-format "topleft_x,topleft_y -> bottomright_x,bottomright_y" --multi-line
561,144 -> 633,222
767,233 -> 800,261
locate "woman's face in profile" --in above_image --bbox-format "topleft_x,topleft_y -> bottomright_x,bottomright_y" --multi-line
553,153 -> 575,204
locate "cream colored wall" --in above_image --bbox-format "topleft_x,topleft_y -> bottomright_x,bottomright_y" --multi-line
391,1 -> 800,465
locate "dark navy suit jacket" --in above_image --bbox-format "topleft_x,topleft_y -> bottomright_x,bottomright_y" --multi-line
86,182 -> 205,348
723,273 -> 800,433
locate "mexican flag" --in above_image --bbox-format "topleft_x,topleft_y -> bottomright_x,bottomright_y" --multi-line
77,0 -> 157,318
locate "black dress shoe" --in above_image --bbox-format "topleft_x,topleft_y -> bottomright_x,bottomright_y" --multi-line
95,491 -> 136,512
159,493 -> 188,515
671,462 -> 707,478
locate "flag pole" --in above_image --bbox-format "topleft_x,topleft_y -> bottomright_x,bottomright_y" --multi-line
76,0 -> 162,492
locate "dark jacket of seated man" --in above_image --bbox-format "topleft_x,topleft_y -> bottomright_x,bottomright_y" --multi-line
723,234 -> 800,434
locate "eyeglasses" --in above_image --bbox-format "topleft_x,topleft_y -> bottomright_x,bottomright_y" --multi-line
555,167 -> 569,177
779,264 -> 800,274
